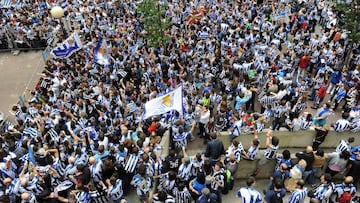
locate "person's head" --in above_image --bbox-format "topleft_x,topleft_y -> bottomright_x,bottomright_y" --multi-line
229,153 -> 236,163
232,140 -> 239,147
271,136 -> 279,146
98,145 -> 105,154
137,164 -> 147,176
315,148 -> 324,157
280,163 -> 288,171
156,190 -> 168,201
340,150 -> 351,160
20,177 -> 28,187
76,164 -> 85,172
321,173 -> 332,184
282,150 -> 291,160
210,132 -> 217,140
344,176 -> 353,186
168,170 -> 177,181
348,137 -> 355,144
202,187 -> 211,197
89,156 -> 96,165
109,176 -> 117,185
306,146 -> 313,153
214,161 -> 223,171
196,171 -> 206,184
177,182 -> 186,191
325,103 -> 331,109
296,179 -> 305,189
274,178 -> 283,189
21,192 -> 30,201
3,177 -> 12,186
298,159 -> 307,169
246,176 -> 256,187
252,138 -> 260,147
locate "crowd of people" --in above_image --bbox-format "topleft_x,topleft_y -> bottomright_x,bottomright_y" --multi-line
0,0 -> 360,202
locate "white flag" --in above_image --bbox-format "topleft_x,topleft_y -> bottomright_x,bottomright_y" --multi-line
51,31 -> 82,58
143,86 -> 183,119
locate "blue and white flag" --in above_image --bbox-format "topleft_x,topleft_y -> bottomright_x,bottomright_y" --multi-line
58,0 -> 68,10
0,0 -> 21,8
93,36 -> 110,66
23,127 -> 40,138
143,86 -> 183,119
51,31 -> 82,58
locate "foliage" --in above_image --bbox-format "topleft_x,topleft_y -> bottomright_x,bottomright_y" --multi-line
136,0 -> 170,48
334,0 -> 360,43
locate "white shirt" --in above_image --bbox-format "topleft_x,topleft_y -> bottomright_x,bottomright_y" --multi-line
199,110 -> 210,124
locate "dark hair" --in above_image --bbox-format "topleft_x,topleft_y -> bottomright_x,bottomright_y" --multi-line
246,176 -> 255,187
271,136 -> 279,146
253,138 -> 260,146
341,151 -> 351,160
215,161 -> 223,169
137,164 -> 147,176
168,170 -> 177,181
315,148 -> 324,157
282,150 -> 291,160
323,173 -> 332,183
297,179 -> 305,188
274,178 -> 283,189
196,172 -> 206,184
348,137 -> 355,143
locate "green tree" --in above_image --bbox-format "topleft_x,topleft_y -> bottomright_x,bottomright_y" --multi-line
333,0 -> 360,65
136,0 -> 170,47
334,0 -> 360,43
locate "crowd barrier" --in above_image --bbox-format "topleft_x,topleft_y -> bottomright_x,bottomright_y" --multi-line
0,36 -> 47,52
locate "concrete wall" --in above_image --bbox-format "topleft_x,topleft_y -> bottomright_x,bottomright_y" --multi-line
218,129 -> 360,150
217,129 -> 357,179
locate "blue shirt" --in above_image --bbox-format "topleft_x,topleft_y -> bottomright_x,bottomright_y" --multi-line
192,179 -> 206,196
265,189 -> 287,203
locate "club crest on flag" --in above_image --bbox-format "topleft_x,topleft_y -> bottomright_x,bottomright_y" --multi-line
51,31 -> 82,58
143,86 -> 183,119
161,93 -> 173,107
93,36 -> 110,66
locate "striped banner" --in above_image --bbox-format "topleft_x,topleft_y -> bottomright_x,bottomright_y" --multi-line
0,0 -> 21,8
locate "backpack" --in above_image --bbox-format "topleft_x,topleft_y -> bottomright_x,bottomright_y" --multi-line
337,192 -> 352,203
221,169 -> 233,194
278,112 -> 287,123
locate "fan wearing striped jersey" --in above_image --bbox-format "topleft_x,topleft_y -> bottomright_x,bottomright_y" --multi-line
106,176 -> 124,203
286,179 -> 308,203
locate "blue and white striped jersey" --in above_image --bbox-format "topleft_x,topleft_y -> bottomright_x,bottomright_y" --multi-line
334,119 -> 350,132
76,191 -> 91,203
287,188 -> 308,203
124,153 -> 140,173
300,117 -> 312,130
313,183 -> 334,203
90,159 -> 103,183
5,177 -> 21,196
336,139 -> 351,153
131,174 -> 152,197
227,143 -> 244,162
210,169 -> 225,191
237,187 -> 263,203
178,163 -> 192,182
173,187 -> 191,203
20,192 -> 38,203
330,183 -> 357,203
264,145 -> 279,159
247,144 -> 259,160
108,179 -> 123,201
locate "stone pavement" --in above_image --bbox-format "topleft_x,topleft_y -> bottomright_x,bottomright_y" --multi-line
0,51 -> 44,122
